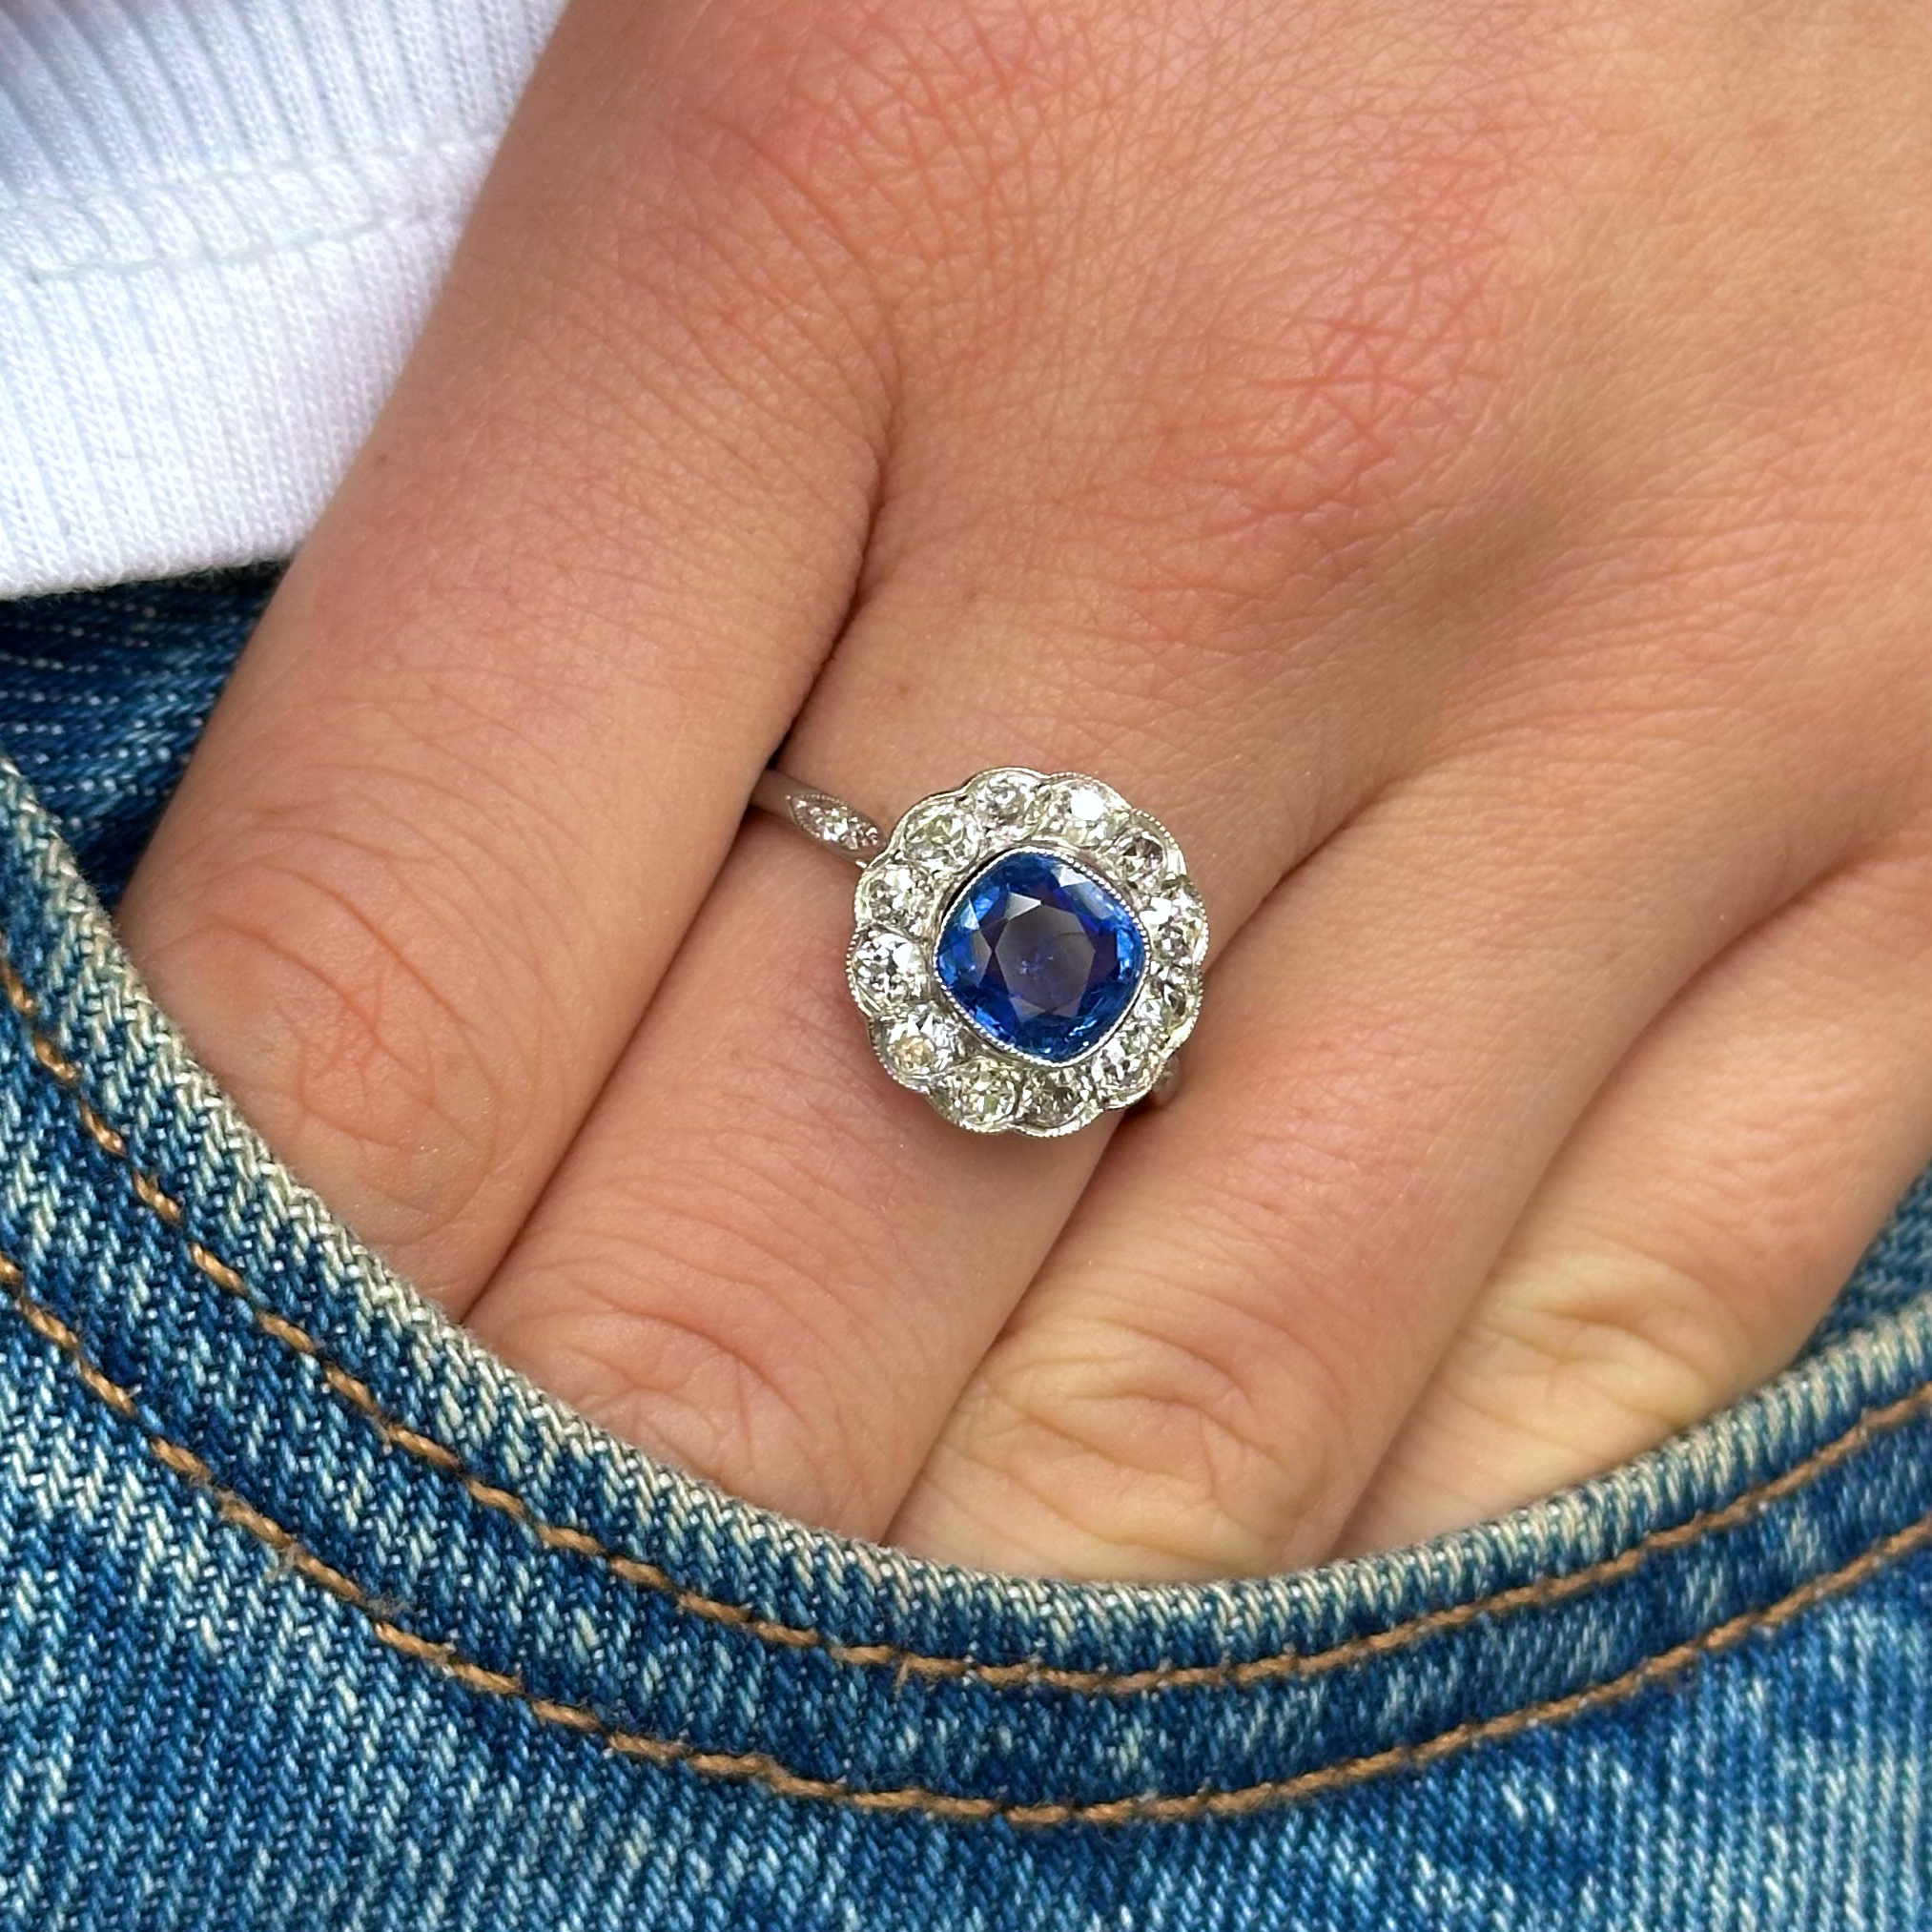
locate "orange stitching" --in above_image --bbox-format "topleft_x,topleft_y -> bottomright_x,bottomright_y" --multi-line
73,1101 -> 125,1158
6,945 -> 1931,1695
7,1255 -> 1928,1827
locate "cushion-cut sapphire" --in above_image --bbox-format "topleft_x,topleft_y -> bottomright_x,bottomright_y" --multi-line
934,849 -> 1145,1063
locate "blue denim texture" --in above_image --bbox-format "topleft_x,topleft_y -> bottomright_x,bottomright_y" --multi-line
0,570 -> 280,907
0,572 -> 1928,1929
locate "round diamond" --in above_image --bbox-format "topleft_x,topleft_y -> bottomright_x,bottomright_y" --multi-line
856,862 -> 931,931
933,1058 -> 1020,1130
1111,823 -> 1175,890
967,768 -> 1042,831
1149,970 -> 1201,1036
848,927 -> 925,1017
1019,1070 -> 1096,1134
881,1009 -> 962,1083
1039,778 -> 1124,849
1145,885 -> 1208,965
899,799 -> 981,871
1092,1019 -> 1163,1102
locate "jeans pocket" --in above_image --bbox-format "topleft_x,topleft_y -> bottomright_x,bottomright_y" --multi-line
1,581 -> 1928,1930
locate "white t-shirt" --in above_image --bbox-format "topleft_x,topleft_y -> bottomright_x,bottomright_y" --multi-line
0,0 -> 561,598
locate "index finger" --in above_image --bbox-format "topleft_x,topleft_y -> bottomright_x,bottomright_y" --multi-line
116,0 -> 892,1305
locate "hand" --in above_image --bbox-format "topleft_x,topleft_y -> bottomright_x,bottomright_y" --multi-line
117,0 -> 1932,1578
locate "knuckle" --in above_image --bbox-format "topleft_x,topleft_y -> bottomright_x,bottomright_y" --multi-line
1354,1235 -> 1763,1550
954,1296 -> 1349,1578
139,818 -> 524,1270
511,1258 -> 835,1509
498,1196 -> 890,1534
1465,1239 -> 1756,1451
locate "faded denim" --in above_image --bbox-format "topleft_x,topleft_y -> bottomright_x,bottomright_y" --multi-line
0,571 -> 1928,1930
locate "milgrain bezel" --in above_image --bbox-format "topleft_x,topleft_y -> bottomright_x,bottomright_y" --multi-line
842,769 -> 1207,1137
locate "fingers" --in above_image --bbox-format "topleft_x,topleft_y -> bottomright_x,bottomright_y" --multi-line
1339,829 -> 1932,1553
456,0 -> 1551,1528
460,562 -> 1390,1535
456,280 -> 1498,1531
885,736 -> 1875,1579
115,0 -> 892,1304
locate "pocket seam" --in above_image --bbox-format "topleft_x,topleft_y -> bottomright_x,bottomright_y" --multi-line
5,944 -> 1926,1697
8,1249 -> 1929,1827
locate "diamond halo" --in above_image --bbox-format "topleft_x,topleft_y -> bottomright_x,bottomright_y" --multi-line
842,769 -> 1206,1136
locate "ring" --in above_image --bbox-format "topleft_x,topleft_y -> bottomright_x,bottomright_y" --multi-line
751,767 -> 1207,1136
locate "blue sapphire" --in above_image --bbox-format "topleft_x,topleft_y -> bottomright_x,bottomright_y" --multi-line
934,849 -> 1145,1063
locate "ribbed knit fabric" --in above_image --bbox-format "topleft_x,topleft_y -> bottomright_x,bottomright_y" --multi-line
0,0 -> 563,598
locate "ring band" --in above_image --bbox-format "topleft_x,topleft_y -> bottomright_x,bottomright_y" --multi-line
752,766 -> 1207,1136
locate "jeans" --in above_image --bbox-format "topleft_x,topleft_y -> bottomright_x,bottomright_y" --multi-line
0,571 -> 1927,1931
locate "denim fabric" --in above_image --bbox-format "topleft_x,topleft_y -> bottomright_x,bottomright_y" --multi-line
0,574 -> 1928,1930
0,570 -> 279,906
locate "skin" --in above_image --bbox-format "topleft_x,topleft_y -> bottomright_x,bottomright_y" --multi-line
115,0 -> 1930,1579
